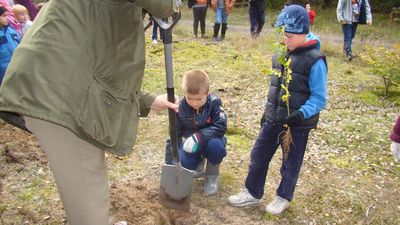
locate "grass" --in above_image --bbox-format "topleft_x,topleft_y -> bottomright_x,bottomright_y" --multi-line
0,5 -> 399,225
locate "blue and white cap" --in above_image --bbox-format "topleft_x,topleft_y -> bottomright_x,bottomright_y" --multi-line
276,5 -> 310,34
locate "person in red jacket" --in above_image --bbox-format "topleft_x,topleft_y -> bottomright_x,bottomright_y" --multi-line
306,3 -> 315,31
390,115 -> 400,162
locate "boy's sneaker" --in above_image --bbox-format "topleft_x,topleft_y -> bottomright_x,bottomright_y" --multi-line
228,189 -> 261,207
265,196 -> 289,215
151,39 -> 158,45
114,221 -> 128,225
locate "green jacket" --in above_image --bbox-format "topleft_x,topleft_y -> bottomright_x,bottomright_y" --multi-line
0,0 -> 177,156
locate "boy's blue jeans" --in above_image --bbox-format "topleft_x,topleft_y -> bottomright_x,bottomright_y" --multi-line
341,23 -> 358,54
245,121 -> 310,201
215,8 -> 228,24
165,137 -> 227,170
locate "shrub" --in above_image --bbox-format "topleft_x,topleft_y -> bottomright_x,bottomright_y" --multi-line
390,7 -> 400,23
361,44 -> 400,97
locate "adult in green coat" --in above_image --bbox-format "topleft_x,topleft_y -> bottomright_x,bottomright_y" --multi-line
0,0 -> 180,224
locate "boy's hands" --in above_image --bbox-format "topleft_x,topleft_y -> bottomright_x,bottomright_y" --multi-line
285,110 -> 304,125
151,94 -> 179,112
183,133 -> 200,153
391,142 -> 400,162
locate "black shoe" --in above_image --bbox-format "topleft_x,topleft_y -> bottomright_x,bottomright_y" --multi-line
0,111 -> 31,133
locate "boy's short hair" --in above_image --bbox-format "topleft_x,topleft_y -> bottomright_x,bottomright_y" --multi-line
276,5 -> 310,34
182,70 -> 210,95
12,4 -> 29,16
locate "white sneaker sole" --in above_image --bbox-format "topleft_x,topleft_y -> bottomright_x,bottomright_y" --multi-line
265,204 -> 289,215
229,200 -> 261,207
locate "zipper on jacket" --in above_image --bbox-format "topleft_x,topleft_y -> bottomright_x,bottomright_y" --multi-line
193,108 -> 200,133
273,52 -> 291,123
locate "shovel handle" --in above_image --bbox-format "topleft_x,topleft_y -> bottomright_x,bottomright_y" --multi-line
156,12 -> 181,163
152,12 -> 181,45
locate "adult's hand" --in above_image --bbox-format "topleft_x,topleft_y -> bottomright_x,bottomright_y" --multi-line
151,94 -> 179,112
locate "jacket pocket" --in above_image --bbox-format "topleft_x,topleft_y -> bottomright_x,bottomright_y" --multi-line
77,80 -> 139,152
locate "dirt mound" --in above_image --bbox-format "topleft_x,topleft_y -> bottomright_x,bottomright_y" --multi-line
110,181 -> 196,225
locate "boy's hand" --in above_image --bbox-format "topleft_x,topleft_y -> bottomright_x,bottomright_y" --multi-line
391,142 -> 400,162
285,110 -> 304,125
183,133 -> 200,153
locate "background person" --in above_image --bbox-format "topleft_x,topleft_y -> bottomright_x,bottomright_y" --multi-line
337,0 -> 372,61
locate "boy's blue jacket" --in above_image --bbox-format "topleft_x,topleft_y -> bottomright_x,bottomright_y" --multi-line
0,25 -> 20,82
176,94 -> 227,146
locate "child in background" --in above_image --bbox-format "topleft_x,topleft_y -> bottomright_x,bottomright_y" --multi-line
189,0 -> 208,38
12,4 -> 32,36
210,0 -> 235,43
165,70 -> 227,196
390,115 -> 400,162
13,0 -> 37,20
337,0 -> 372,61
0,6 -> 20,85
306,3 -> 315,30
228,5 -> 327,215
0,0 -> 21,31
249,0 -> 266,38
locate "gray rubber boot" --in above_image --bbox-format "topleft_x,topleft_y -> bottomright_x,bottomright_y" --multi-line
193,158 -> 205,178
204,161 -> 220,196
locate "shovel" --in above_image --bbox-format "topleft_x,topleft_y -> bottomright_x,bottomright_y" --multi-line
153,13 -> 194,212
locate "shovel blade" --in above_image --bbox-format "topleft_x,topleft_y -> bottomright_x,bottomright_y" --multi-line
159,163 -> 194,211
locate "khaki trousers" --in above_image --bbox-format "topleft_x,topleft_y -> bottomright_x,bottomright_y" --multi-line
25,116 -> 109,225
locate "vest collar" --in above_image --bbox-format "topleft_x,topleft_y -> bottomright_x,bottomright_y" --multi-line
289,40 -> 318,54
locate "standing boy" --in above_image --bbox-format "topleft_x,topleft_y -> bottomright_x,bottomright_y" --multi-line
228,5 -> 327,215
165,70 -> 227,196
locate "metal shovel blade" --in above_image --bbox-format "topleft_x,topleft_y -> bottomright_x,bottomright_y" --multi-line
159,163 -> 194,211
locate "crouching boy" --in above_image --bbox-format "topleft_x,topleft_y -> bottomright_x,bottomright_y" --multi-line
165,69 -> 227,196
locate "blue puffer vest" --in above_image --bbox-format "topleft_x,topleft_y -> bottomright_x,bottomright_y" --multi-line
264,42 -> 326,129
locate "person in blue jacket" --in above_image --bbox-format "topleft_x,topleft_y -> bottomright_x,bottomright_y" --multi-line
0,6 -> 20,85
165,69 -> 227,196
228,5 -> 327,215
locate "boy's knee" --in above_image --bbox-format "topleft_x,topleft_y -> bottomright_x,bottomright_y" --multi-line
205,138 -> 227,165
